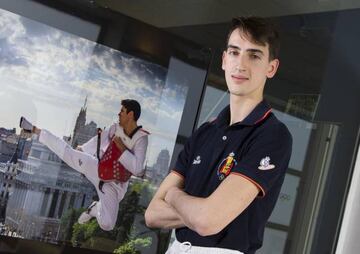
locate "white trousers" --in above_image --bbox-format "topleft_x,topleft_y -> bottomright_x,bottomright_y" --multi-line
166,239 -> 244,254
39,129 -> 128,231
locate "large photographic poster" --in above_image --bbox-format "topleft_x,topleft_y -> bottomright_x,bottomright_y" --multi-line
0,8 -> 188,252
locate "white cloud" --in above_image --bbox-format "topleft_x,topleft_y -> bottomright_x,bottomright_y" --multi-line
0,10 -> 26,43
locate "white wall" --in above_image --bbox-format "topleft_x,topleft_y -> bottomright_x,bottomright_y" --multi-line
336,143 -> 360,254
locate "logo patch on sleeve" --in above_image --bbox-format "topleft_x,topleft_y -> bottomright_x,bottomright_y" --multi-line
258,156 -> 275,170
217,152 -> 237,180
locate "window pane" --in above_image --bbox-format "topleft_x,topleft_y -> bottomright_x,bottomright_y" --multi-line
0,6 -> 209,253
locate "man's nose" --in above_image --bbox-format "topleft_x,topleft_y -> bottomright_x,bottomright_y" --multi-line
235,54 -> 247,71
235,65 -> 246,72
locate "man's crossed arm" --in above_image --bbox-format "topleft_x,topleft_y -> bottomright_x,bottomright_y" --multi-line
145,171 -> 259,236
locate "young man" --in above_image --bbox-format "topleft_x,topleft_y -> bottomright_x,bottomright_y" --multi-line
145,17 -> 292,254
20,99 -> 149,231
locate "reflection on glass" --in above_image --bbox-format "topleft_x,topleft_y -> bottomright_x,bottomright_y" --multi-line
257,228 -> 287,254
269,174 -> 300,226
0,8 -> 191,253
274,109 -> 313,172
196,84 -> 229,127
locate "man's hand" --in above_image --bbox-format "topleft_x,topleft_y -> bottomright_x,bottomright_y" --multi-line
145,172 -> 186,229
113,136 -> 126,152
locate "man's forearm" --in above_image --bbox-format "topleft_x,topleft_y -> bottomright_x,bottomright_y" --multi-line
118,136 -> 148,176
145,171 -> 186,230
145,198 -> 185,229
165,174 -> 261,236
165,188 -> 212,236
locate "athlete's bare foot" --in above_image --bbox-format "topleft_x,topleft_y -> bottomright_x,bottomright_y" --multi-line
19,117 -> 41,135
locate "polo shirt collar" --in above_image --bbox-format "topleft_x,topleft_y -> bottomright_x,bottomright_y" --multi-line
215,100 -> 272,128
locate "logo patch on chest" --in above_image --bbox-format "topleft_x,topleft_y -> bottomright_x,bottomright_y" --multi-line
217,152 -> 237,181
192,155 -> 201,165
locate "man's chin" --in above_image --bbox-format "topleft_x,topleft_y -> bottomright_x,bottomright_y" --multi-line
229,90 -> 245,96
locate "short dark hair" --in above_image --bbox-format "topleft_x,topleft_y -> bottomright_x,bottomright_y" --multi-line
226,17 -> 280,60
121,99 -> 141,121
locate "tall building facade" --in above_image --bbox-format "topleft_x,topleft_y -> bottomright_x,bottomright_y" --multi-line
0,162 -> 18,223
4,139 -> 96,241
71,97 -> 97,148
0,129 -> 17,163
150,149 -> 170,185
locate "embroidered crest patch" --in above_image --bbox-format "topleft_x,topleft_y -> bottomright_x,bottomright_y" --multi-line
217,152 -> 237,180
258,156 -> 275,170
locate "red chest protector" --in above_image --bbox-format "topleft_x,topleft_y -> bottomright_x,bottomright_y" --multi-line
98,141 -> 132,182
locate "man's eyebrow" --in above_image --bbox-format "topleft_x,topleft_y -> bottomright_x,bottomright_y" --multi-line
226,45 -> 240,50
226,45 -> 264,55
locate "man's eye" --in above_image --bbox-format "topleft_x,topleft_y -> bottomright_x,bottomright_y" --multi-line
250,54 -> 260,59
230,51 -> 240,56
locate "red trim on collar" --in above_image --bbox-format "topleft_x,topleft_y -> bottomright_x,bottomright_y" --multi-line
140,128 -> 150,135
254,109 -> 272,125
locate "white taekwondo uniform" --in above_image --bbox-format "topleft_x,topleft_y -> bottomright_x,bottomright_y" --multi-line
38,123 -> 148,230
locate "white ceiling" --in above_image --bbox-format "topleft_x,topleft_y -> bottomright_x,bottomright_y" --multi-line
95,0 -> 360,28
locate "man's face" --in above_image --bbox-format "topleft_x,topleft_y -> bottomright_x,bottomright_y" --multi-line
118,106 -> 130,127
222,28 -> 279,100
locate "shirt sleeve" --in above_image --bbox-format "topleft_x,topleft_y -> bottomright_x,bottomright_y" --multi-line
173,122 -> 210,177
118,135 -> 148,176
231,123 -> 292,197
173,135 -> 192,178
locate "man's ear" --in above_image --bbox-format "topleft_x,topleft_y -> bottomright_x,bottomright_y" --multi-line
221,51 -> 226,71
128,111 -> 135,120
266,59 -> 280,78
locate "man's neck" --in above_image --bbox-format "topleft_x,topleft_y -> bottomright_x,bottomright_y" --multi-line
229,95 -> 263,125
122,122 -> 138,137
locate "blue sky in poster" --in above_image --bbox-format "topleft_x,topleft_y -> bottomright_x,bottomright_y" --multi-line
0,9 -> 188,165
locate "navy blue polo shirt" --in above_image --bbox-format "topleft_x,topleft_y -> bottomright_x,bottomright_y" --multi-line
173,100 -> 292,254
